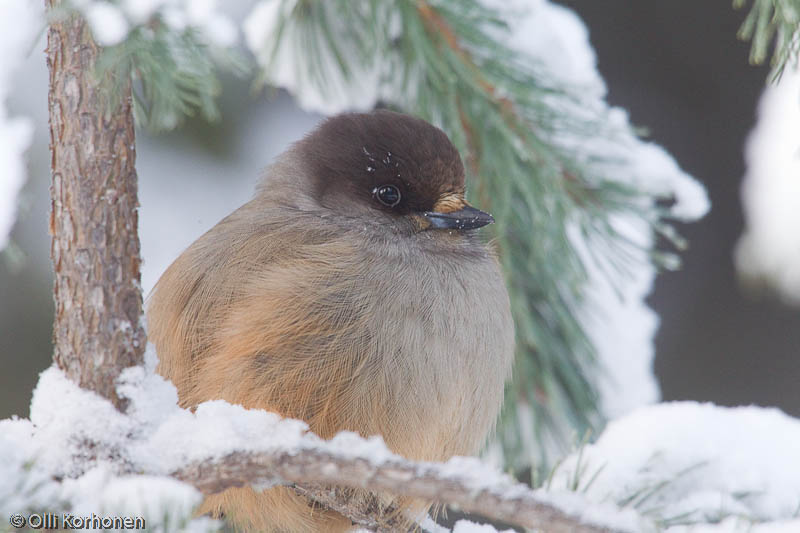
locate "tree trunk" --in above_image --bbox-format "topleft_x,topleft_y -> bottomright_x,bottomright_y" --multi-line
46,1 -> 146,411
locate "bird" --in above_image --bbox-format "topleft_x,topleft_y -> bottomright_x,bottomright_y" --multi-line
146,110 -> 515,532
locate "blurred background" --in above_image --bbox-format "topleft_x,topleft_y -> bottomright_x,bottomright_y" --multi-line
2,0 -> 798,430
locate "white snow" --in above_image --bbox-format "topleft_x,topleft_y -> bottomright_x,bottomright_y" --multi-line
84,2 -> 129,46
62,468 -> 219,533
568,215 -> 661,419
490,0 -> 606,96
0,417 -> 58,512
532,489 -> 647,532
121,0 -> 167,24
0,368 -> 216,530
79,0 -> 239,49
550,402 -> 800,532
452,520 -> 514,533
183,0 -> 238,47
0,0 -> 38,252
683,518 -> 800,533
0,349 -> 299,528
735,65 -> 800,304
243,0 -> 384,114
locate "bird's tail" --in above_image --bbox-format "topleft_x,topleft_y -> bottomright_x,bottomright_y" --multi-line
198,486 -> 352,533
198,485 -> 431,532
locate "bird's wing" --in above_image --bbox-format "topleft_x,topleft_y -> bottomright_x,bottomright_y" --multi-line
146,202 -> 387,439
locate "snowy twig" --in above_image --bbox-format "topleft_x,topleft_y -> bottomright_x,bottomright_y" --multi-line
22,363 -> 628,532
173,448 -> 620,533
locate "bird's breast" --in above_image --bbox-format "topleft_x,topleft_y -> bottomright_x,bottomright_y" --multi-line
354,237 -> 514,461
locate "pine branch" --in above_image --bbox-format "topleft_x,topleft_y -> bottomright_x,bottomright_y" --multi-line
55,2 -> 244,132
734,0 -> 800,80
173,447 -> 623,533
98,25 -> 226,132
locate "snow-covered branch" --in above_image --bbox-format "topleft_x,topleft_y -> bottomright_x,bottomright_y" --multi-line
7,351 -> 800,532
3,350 -> 634,532
173,447 -> 620,533
736,65 -> 800,304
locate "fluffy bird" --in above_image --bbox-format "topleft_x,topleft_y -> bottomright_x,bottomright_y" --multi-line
147,110 -> 514,532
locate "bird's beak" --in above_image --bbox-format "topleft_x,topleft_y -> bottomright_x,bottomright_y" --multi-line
421,193 -> 494,231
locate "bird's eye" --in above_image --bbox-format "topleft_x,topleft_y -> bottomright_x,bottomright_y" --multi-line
373,185 -> 401,207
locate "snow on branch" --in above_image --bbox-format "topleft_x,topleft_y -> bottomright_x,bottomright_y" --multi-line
736,66 -> 800,304
10,348 -> 634,533
172,446 -> 621,533
8,348 -> 800,532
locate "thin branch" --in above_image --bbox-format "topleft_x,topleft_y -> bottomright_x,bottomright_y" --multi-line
173,447 -> 623,533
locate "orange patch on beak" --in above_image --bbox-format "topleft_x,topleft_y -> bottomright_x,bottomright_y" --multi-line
431,193 -> 468,214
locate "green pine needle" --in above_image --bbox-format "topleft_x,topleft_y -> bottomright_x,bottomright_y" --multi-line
734,0 -> 800,81
97,23 -> 247,132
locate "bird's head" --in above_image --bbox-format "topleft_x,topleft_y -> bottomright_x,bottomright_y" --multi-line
292,110 -> 494,234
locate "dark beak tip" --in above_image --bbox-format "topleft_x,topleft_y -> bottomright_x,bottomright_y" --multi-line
423,206 -> 495,231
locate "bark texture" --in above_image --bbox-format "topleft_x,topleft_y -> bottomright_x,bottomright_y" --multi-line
174,449 -> 621,533
46,2 -> 146,410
